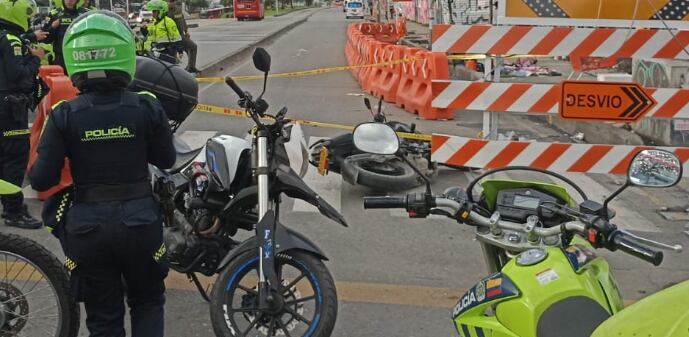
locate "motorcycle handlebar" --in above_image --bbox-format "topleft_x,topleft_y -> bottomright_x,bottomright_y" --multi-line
363,196 -> 407,209
610,231 -> 664,266
225,76 -> 246,99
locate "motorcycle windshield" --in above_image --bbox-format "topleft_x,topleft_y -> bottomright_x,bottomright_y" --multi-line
591,280 -> 689,337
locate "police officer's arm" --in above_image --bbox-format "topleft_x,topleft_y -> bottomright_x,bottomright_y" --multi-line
144,97 -> 176,169
41,12 -> 59,43
29,110 -> 67,191
0,35 -> 40,85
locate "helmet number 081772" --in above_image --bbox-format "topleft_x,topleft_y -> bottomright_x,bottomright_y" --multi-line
72,48 -> 117,61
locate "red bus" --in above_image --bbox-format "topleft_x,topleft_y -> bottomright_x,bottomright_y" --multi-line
234,0 -> 264,20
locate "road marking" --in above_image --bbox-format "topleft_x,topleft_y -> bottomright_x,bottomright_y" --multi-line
293,137 -> 342,213
164,272 -> 638,308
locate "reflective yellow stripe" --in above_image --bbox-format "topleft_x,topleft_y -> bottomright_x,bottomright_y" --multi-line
51,100 -> 66,111
2,129 -> 30,137
64,257 -> 77,271
152,243 -> 167,262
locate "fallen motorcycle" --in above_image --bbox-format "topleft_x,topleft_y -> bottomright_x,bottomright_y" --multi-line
0,180 -> 80,337
309,97 -> 435,191
148,48 -> 346,337
354,122 -> 684,337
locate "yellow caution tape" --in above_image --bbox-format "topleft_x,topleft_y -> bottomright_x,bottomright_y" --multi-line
194,103 -> 433,142
196,54 -> 542,83
196,57 -> 422,83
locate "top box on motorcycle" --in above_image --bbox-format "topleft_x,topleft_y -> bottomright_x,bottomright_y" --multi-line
129,56 -> 198,124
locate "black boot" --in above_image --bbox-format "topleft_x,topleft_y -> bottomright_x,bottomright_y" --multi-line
4,206 -> 42,229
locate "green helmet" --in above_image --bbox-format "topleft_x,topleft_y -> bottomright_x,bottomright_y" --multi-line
145,0 -> 168,19
62,11 -> 136,84
0,0 -> 38,32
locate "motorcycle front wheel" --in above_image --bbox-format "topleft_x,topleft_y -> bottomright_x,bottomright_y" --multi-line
210,250 -> 338,337
342,154 -> 422,191
0,233 -> 79,337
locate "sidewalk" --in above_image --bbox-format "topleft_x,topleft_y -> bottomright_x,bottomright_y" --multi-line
188,8 -> 320,73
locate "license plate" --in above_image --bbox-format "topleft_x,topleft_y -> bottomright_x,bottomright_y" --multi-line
318,147 -> 329,176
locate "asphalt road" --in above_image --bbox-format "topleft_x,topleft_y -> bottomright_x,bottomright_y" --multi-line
8,7 -> 689,337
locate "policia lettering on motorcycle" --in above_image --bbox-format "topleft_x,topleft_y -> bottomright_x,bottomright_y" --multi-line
29,11 -> 176,337
142,0 -> 183,62
0,0 -> 44,229
42,0 -> 89,69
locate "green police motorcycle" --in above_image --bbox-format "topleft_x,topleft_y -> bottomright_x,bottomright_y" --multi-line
353,123 -> 685,337
0,180 -> 79,337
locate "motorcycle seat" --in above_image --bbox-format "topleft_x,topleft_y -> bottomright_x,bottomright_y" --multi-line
167,137 -> 203,174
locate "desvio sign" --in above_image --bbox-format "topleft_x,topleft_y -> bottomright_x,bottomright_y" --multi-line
559,81 -> 656,122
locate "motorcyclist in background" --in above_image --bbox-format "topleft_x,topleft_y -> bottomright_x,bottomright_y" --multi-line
142,0 -> 182,61
29,11 -> 175,337
0,0 -> 44,229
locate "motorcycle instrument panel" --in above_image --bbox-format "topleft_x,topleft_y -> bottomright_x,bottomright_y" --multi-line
496,188 -> 565,226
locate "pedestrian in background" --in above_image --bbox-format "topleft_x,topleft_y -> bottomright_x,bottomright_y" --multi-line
167,0 -> 200,73
0,0 -> 44,229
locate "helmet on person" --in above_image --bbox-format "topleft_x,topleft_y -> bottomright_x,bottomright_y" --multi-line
62,11 -> 136,85
0,0 -> 38,32
144,0 -> 168,19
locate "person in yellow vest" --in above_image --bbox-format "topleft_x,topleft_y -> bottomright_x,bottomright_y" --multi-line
143,0 -> 182,62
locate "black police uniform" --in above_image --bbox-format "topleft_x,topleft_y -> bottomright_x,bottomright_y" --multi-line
42,6 -> 88,69
0,22 -> 40,219
29,85 -> 176,337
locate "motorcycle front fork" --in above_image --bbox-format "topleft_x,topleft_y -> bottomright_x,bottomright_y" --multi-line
255,130 -> 279,309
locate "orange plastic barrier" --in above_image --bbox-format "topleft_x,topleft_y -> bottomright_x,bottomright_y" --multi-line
28,66 -> 78,200
369,44 -> 404,102
344,22 -> 451,120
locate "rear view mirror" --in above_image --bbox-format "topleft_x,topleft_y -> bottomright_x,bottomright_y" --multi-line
628,149 -> 682,188
252,48 -> 271,73
352,122 -> 399,155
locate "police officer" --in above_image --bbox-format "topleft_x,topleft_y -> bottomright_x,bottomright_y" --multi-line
42,0 -> 88,69
29,11 -> 175,337
143,0 -> 182,61
0,0 -> 44,229
167,0 -> 199,73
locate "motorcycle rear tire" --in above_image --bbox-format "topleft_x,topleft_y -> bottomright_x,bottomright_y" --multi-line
342,154 -> 422,191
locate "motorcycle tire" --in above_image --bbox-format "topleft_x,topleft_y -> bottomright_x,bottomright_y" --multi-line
342,154 -> 422,191
0,232 -> 80,337
210,250 -> 338,337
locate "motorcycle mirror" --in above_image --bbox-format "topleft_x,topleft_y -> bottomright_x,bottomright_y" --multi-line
252,48 -> 271,73
352,122 -> 399,155
377,98 -> 383,115
628,149 -> 682,188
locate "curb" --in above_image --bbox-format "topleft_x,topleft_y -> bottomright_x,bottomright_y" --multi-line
198,9 -> 320,77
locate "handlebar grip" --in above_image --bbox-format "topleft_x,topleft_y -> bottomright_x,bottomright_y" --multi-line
611,231 -> 664,266
363,196 -> 407,209
224,76 -> 246,99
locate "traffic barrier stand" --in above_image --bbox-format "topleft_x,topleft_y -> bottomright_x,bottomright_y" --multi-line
431,80 -> 689,120
28,66 -> 77,200
369,44 -> 404,102
356,37 -> 377,88
432,134 -> 689,175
